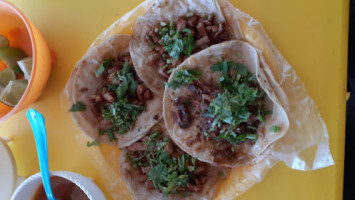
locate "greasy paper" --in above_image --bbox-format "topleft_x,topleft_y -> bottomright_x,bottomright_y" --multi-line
62,0 -> 334,199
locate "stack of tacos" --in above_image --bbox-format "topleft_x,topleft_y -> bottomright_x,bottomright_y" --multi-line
66,0 -> 289,199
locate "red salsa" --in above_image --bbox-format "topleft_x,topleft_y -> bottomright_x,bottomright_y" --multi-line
32,176 -> 89,200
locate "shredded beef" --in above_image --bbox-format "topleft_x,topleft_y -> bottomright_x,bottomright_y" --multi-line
137,84 -> 152,103
158,67 -> 169,79
153,114 -> 159,120
197,22 -> 208,36
174,98 -> 191,128
127,142 -> 148,151
188,80 -> 218,95
211,142 -> 235,163
79,87 -> 88,92
102,92 -> 115,103
195,36 -> 210,49
173,81 -> 218,130
187,183 -> 200,192
172,79 -> 265,163
145,180 -> 155,189
177,18 -> 188,31
164,141 -> 174,155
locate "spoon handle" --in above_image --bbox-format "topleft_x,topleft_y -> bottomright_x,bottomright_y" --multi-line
27,109 -> 57,200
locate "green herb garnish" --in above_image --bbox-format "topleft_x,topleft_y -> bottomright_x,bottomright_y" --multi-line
158,21 -> 196,61
87,140 -> 100,147
160,21 -> 167,26
269,125 -> 280,132
127,132 -> 197,196
98,128 -> 116,141
69,101 -> 86,112
186,12 -> 194,18
257,103 -> 272,123
102,99 -> 144,135
111,61 -> 138,99
94,59 -> 111,77
99,61 -> 144,136
204,59 -> 271,145
97,61 -> 145,138
218,171 -> 224,176
166,68 -> 201,89
182,29 -> 195,57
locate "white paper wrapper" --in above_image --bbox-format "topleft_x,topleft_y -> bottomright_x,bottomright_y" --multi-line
62,0 -> 334,199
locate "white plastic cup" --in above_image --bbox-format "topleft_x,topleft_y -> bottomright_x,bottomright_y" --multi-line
11,171 -> 106,200
0,137 -> 17,200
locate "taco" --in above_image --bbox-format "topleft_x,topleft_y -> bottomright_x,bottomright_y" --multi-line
163,40 -> 289,167
67,34 -> 162,148
130,0 -> 239,96
119,121 -> 228,200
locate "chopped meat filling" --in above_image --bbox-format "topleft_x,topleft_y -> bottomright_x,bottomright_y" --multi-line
126,132 -> 210,195
91,54 -> 153,138
172,79 -> 267,163
145,13 -> 230,79
173,98 -> 191,128
172,81 -> 218,129
91,54 -> 153,118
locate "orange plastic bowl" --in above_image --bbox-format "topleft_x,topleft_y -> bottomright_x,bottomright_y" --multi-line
0,0 -> 51,122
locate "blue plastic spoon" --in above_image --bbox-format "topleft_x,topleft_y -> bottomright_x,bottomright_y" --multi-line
26,109 -> 57,200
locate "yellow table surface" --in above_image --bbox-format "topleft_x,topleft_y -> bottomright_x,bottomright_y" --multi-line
0,0 -> 348,199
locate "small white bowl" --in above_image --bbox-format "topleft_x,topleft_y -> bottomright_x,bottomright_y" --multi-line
0,137 -> 17,200
11,171 -> 106,200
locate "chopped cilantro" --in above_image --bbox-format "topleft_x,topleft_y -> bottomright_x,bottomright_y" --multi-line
94,59 -> 111,77
87,140 -> 100,147
106,128 -> 116,141
210,58 -> 257,92
269,125 -> 280,132
182,29 -> 195,56
168,38 -> 183,60
111,61 -> 138,99
149,131 -> 159,139
98,61 -> 145,137
203,131 -> 210,137
98,128 -> 116,141
186,12 -> 194,18
160,21 -> 167,26
157,20 -> 196,62
257,102 -> 273,123
203,59 -> 271,145
69,101 -> 86,112
166,68 -> 201,89
98,129 -> 105,135
166,68 -> 175,74
102,99 -> 144,135
127,132 -> 197,196
147,39 -> 156,49
248,126 -> 257,130
217,131 -> 258,145
246,133 -> 258,142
